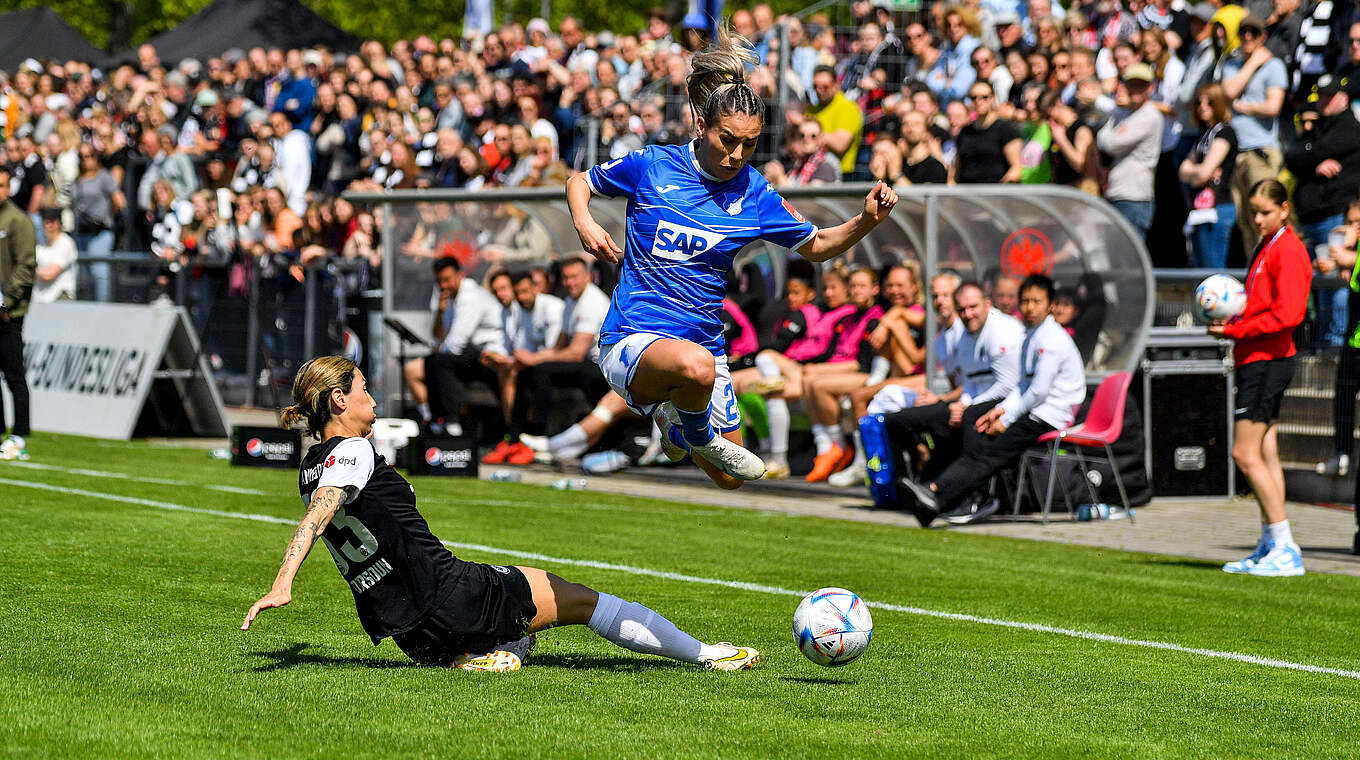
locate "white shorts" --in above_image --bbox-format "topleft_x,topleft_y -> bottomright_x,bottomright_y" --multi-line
598,333 -> 742,434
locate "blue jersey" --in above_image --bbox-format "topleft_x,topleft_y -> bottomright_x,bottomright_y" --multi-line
586,142 -> 818,356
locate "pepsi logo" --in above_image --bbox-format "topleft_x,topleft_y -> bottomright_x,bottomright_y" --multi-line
425,447 -> 442,466
246,438 -> 264,457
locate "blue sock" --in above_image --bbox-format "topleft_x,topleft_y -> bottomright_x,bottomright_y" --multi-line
666,424 -> 691,451
675,404 -> 715,447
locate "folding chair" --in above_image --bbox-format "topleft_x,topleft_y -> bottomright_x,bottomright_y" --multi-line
1014,372 -> 1134,525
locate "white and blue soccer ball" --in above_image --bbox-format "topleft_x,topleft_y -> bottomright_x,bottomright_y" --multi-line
792,587 -> 873,667
1196,274 -> 1246,322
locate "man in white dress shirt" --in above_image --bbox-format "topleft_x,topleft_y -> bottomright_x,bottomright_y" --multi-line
901,274 -> 1086,526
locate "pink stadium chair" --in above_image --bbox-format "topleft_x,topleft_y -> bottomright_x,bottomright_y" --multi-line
1014,371 -> 1134,525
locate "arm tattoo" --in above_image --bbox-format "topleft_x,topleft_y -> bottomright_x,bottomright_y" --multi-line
279,487 -> 344,569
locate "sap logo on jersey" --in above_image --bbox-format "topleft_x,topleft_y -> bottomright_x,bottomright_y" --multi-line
652,219 -> 725,262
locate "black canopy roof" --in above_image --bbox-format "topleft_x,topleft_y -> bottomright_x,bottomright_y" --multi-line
0,7 -> 105,70
144,0 -> 359,63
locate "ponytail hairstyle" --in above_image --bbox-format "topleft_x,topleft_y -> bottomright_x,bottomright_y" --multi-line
280,356 -> 358,439
686,23 -> 763,128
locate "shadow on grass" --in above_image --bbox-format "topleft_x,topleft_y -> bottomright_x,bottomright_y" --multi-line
1134,557 -> 1229,571
524,653 -> 688,671
780,675 -> 854,685
1298,545 -> 1360,559
244,642 -> 419,672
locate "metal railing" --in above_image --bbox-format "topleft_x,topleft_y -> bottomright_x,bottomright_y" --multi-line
344,182 -> 1155,415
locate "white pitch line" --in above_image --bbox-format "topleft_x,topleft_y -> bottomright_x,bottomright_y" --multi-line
7,476 -> 1360,682
7,461 -> 266,495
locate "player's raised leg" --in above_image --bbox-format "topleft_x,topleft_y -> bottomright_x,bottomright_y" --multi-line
628,338 -> 765,481
516,566 -> 759,670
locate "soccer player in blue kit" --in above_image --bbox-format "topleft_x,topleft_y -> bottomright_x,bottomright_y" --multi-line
566,28 -> 898,488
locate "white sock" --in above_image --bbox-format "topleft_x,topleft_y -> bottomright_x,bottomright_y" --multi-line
811,423 -> 833,455
550,424 -> 589,460
587,592 -> 723,664
766,398 -> 790,464
867,356 -> 891,385
416,403 -> 431,422
1265,520 -> 1294,546
826,425 -> 846,450
849,430 -> 865,468
754,352 -> 780,378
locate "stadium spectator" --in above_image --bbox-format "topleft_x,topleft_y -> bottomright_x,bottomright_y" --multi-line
1179,83 -> 1239,268
900,274 -> 1085,526
0,165 -> 35,461
899,110 -> 950,184
929,6 -> 983,104
484,269 -> 565,465
1314,200 -> 1360,481
404,256 -> 506,435
507,256 -> 611,444
70,144 -> 125,302
952,80 -> 1023,183
1044,91 -> 1100,192
765,120 -> 839,186
1208,180 -> 1312,576
882,279 -> 1023,490
1097,63 -> 1165,237
1221,14 -> 1288,252
1288,75 -> 1360,349
804,66 -> 864,179
34,209 -> 76,303
5,131 -> 47,236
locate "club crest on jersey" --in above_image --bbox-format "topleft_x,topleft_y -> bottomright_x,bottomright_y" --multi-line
652,219 -> 725,261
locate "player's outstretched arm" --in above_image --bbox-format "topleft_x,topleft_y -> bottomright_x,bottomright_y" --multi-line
567,172 -> 622,264
241,486 -> 347,630
796,181 -> 898,263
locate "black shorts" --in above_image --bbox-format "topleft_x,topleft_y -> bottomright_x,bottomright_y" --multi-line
1235,357 -> 1294,423
392,561 -> 537,665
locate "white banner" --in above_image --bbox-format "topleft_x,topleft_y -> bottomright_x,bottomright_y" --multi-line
7,302 -> 183,439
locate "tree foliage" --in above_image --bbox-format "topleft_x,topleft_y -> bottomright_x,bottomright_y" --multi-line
0,0 -> 811,53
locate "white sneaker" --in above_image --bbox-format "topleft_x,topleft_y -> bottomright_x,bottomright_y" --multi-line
701,642 -> 760,671
1243,541 -> 1306,577
0,436 -> 29,461
828,462 -> 866,487
519,434 -> 550,453
651,404 -> 689,462
692,435 -> 767,480
1222,537 -> 1270,574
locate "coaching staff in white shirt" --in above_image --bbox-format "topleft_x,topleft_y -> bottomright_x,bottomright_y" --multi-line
901,274 -> 1086,526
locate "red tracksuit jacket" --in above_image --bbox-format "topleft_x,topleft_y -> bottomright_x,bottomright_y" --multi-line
1222,225 -> 1313,367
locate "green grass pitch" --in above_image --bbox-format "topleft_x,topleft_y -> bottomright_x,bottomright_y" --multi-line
2,433 -> 1358,758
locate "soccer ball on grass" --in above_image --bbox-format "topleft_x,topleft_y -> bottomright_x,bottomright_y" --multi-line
792,587 -> 873,667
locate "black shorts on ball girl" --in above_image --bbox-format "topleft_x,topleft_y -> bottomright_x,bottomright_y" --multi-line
392,561 -> 538,665
1234,356 -> 1295,424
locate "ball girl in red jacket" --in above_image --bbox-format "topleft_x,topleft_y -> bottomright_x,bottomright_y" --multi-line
1209,179 -> 1313,576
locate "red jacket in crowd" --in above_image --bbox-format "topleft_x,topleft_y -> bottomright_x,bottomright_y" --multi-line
1222,225 -> 1313,367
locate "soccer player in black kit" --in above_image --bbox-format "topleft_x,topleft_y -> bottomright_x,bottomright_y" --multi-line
241,356 -> 759,672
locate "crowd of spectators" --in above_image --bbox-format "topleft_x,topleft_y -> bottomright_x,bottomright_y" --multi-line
2,0 -> 1358,296
2,0 -> 1359,480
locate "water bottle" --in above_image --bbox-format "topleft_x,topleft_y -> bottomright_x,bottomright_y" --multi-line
581,450 -> 631,475
551,477 -> 589,490
1076,503 -> 1132,521
489,469 -> 523,483
207,448 -> 231,460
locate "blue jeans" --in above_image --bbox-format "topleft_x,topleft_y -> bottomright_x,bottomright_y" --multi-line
1299,214 -> 1347,347
72,230 -> 115,302
1189,203 -> 1237,269
1111,200 -> 1154,237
